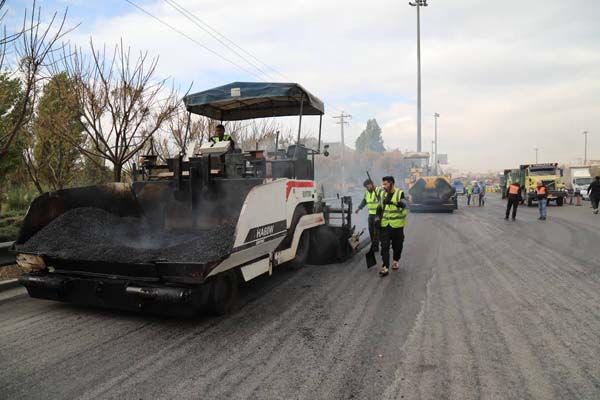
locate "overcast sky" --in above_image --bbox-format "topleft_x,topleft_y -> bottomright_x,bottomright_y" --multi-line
7,0 -> 600,172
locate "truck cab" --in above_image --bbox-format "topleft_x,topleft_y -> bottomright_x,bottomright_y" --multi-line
564,166 -> 592,200
520,163 -> 567,206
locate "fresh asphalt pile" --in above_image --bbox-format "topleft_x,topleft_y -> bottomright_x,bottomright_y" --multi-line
17,207 -> 237,264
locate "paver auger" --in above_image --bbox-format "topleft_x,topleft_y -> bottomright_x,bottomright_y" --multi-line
13,82 -> 359,315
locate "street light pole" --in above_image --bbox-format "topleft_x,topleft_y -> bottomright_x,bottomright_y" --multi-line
534,147 -> 539,164
583,131 -> 588,165
430,140 -> 434,175
409,0 -> 428,152
434,112 -> 439,175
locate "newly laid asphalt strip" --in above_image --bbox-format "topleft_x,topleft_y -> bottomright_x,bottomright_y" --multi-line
1,195 -> 599,399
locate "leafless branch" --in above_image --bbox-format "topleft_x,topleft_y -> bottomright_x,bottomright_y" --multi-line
59,38 -> 181,181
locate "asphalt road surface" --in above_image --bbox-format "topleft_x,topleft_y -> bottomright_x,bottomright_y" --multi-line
1,194 -> 599,400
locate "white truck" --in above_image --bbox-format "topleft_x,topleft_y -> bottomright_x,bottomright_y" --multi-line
563,166 -> 592,199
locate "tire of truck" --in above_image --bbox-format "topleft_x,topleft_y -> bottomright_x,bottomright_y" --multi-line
288,228 -> 311,268
557,197 -> 564,207
207,269 -> 239,316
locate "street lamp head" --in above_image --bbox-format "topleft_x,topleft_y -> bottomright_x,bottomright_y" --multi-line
409,1 -> 428,6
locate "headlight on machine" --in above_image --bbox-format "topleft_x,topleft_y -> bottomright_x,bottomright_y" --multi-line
16,254 -> 47,273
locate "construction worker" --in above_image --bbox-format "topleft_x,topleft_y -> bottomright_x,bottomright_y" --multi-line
472,183 -> 481,207
209,124 -> 235,147
378,176 -> 408,277
479,183 -> 486,206
536,181 -> 548,220
588,176 -> 600,214
355,179 -> 382,251
505,182 -> 522,221
466,185 -> 473,206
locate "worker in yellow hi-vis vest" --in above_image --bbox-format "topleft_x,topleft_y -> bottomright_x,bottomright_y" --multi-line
356,179 -> 383,251
377,176 -> 408,277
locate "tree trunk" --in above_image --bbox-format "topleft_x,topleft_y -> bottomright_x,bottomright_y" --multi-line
113,162 -> 122,182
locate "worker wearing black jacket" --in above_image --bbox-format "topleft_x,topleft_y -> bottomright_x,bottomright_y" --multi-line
588,176 -> 600,214
505,182 -> 522,221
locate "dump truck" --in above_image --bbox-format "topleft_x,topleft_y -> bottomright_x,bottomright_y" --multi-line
520,163 -> 566,206
13,82 -> 359,315
408,176 -> 457,212
500,173 -> 508,199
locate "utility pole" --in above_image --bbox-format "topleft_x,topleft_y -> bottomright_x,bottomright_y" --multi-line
583,131 -> 588,165
534,147 -> 539,164
409,0 -> 428,152
434,112 -> 440,175
430,140 -> 434,175
333,112 -> 352,191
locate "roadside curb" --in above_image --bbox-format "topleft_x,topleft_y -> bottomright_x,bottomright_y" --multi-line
0,278 -> 20,292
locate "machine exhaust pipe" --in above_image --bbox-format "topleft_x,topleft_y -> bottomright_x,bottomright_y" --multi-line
125,286 -> 191,304
19,274 -> 68,292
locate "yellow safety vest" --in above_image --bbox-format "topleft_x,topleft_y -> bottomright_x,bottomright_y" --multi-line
380,189 -> 408,228
365,187 -> 382,215
210,134 -> 232,144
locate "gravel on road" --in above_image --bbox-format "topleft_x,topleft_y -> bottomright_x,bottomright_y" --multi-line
16,207 -> 237,264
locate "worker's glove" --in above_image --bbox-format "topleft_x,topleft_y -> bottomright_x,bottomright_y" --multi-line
355,208 -> 360,214
397,201 -> 406,209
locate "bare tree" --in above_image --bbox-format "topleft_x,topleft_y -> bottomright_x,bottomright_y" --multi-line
59,39 -> 180,182
0,0 -> 20,70
154,107 -> 217,161
0,1 -> 72,159
233,119 -> 295,152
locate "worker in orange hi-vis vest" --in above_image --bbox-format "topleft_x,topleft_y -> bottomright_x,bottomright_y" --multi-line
505,182 -> 522,221
536,181 -> 548,221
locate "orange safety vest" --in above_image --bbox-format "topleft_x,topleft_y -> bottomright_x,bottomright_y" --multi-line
536,186 -> 546,195
508,184 -> 519,195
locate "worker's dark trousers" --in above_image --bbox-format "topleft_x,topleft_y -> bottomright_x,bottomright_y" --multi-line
367,214 -> 380,248
591,196 -> 599,211
506,197 -> 519,219
380,226 -> 404,267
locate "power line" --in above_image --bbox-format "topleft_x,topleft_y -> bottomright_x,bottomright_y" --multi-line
167,0 -> 287,80
124,0 -> 265,80
126,0 -> 344,116
160,2 -> 347,116
163,0 -> 276,81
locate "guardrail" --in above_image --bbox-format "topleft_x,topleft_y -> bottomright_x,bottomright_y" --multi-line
0,242 -> 16,267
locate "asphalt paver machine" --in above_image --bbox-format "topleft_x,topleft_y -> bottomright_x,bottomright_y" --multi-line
14,82 -> 358,315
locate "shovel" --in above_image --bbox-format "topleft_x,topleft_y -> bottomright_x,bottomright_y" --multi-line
365,245 -> 377,268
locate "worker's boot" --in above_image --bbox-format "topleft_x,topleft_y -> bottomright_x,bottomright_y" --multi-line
392,260 -> 400,270
379,265 -> 389,277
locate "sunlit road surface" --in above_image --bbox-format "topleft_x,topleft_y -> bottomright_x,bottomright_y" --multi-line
1,194 -> 599,399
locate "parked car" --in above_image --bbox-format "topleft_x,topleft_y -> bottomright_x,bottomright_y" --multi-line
452,180 -> 465,195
